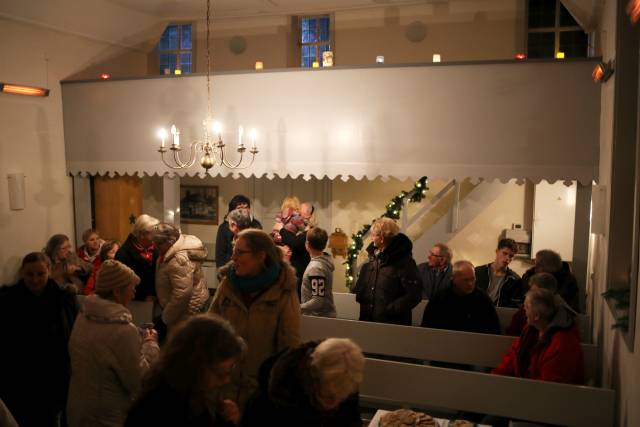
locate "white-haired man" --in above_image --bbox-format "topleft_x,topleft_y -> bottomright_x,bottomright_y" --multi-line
421,260 -> 500,335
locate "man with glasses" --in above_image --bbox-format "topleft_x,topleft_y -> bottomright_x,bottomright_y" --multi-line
417,243 -> 452,300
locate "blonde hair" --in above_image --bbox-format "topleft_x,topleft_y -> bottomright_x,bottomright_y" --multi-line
280,196 -> 301,212
133,214 -> 160,239
311,338 -> 365,401
371,217 -> 400,239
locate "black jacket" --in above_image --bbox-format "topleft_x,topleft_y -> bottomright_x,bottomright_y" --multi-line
0,280 -> 78,427
115,233 -> 159,300
522,262 -> 580,312
243,341 -> 362,427
474,263 -> 524,308
354,233 -> 422,325
125,380 -> 234,427
215,218 -> 262,268
278,228 -> 311,291
421,285 -> 501,335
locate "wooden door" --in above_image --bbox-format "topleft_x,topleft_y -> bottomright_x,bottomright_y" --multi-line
94,175 -> 143,243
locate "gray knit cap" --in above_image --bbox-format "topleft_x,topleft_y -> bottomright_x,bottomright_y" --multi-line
96,260 -> 140,293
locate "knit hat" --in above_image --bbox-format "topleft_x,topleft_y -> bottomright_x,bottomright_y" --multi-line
96,260 -> 140,293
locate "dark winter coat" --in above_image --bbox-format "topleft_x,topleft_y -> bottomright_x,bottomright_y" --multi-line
278,228 -> 311,288
115,233 -> 159,300
493,307 -> 584,384
474,263 -> 524,308
421,285 -> 501,335
125,380 -> 234,427
522,262 -> 580,312
242,341 -> 362,427
417,262 -> 452,300
354,233 -> 422,325
0,279 -> 79,427
215,218 -> 262,268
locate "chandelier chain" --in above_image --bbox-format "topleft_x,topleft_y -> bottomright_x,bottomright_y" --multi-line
206,0 -> 211,122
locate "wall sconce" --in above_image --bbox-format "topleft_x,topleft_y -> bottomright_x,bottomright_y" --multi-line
592,60 -> 615,83
0,83 -> 49,97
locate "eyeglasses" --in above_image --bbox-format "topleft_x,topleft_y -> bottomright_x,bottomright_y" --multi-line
232,248 -> 253,257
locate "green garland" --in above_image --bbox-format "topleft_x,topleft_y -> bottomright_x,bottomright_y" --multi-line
344,176 -> 428,289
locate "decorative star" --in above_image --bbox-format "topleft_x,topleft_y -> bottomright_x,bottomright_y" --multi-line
129,214 -> 136,224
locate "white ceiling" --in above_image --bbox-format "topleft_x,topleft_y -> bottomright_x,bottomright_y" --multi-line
104,0 -> 438,19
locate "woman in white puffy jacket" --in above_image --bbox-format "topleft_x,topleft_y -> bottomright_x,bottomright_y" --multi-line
67,260 -> 160,427
152,223 -> 210,331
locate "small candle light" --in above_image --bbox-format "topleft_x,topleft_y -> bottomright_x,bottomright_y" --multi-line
255,61 -> 264,70
515,53 -> 526,61
555,51 -> 565,59
376,55 -> 385,64
174,68 -> 182,75
249,128 -> 257,149
212,121 -> 222,140
170,125 -> 180,147
238,126 -> 244,148
432,54 -> 441,63
312,61 -> 320,68
100,73 -> 111,80
157,128 -> 168,149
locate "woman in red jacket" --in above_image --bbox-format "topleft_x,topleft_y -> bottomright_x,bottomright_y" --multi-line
492,287 -> 584,385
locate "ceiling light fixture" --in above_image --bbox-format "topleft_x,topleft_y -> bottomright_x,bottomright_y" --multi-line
0,83 -> 50,97
156,0 -> 258,172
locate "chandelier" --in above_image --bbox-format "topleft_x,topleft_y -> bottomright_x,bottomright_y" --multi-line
156,0 -> 258,172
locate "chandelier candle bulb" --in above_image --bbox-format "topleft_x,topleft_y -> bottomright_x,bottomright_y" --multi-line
157,128 -> 168,149
238,126 -> 244,149
249,129 -> 257,149
212,121 -> 222,140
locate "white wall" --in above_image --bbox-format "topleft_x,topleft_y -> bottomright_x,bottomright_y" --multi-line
591,1 -> 640,426
0,17 -> 149,284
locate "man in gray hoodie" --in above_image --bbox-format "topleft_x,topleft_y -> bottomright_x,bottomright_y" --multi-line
300,227 -> 337,317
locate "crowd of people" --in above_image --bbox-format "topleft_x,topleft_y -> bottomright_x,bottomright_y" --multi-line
0,192 -> 585,426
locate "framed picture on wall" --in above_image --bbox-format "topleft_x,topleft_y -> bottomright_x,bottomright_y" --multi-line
180,185 -> 218,225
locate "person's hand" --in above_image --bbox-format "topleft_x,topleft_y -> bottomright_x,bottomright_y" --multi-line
273,221 -> 284,231
628,0 -> 640,23
218,399 -> 240,425
143,328 -> 158,343
279,245 -> 292,262
67,264 -> 81,274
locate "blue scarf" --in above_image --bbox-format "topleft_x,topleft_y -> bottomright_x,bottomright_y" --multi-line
229,262 -> 281,294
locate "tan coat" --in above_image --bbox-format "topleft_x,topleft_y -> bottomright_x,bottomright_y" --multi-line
67,296 -> 160,427
209,261 -> 301,404
155,234 -> 209,328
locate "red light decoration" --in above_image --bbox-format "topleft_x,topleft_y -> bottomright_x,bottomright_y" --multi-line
628,0 -> 640,24
592,61 -> 614,83
515,53 -> 527,61
100,73 -> 111,80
